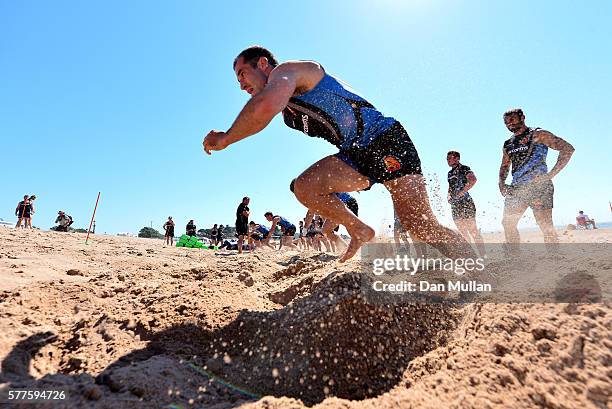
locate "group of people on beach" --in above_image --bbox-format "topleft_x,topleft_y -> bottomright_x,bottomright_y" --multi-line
161,217 -> 227,247
160,195 -> 361,254
231,195 -> 360,254
14,195 -> 36,229
232,196 -> 303,253
202,46 -> 577,261
13,194 -> 74,232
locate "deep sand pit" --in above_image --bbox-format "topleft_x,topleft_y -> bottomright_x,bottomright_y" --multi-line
0,228 -> 610,408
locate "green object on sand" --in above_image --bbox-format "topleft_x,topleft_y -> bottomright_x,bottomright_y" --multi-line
176,235 -> 211,249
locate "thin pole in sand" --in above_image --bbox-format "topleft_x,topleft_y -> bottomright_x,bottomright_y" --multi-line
85,192 -> 101,245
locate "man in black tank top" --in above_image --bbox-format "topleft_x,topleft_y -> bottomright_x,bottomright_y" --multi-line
15,195 -> 32,229
163,216 -> 175,246
235,197 -> 250,254
499,109 -> 575,244
447,151 -> 485,257
203,46 -> 475,261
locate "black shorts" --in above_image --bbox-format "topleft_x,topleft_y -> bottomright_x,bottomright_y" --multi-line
451,198 -> 477,220
336,121 -> 422,184
236,221 -> 248,236
250,233 -> 264,241
165,228 -> 175,237
505,180 -> 554,211
283,226 -> 296,237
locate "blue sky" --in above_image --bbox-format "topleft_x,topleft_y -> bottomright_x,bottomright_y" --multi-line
1,0 -> 610,235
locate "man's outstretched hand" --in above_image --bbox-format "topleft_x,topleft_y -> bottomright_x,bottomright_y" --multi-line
203,130 -> 229,155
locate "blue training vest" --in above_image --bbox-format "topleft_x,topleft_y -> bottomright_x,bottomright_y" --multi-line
447,164 -> 473,203
281,71 -> 396,150
276,216 -> 294,230
503,128 -> 548,185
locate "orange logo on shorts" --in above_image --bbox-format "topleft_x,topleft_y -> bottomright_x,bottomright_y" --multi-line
383,155 -> 401,172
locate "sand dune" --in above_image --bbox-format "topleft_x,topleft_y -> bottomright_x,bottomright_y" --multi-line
0,227 -> 610,408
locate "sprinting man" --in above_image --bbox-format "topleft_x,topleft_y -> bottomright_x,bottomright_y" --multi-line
447,151 -> 485,257
163,216 -> 175,246
203,46 -> 472,261
248,221 -> 276,250
15,195 -> 31,229
55,211 -> 73,232
499,109 -> 575,243
264,212 -> 298,250
236,197 -> 250,254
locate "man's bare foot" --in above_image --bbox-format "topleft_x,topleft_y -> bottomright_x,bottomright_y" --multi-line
339,224 -> 375,262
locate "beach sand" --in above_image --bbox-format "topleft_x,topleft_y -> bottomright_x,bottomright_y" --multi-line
0,227 -> 610,408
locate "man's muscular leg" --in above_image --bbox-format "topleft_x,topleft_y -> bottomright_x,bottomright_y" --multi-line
385,175 -> 476,259
292,155 -> 373,262
533,208 -> 558,244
